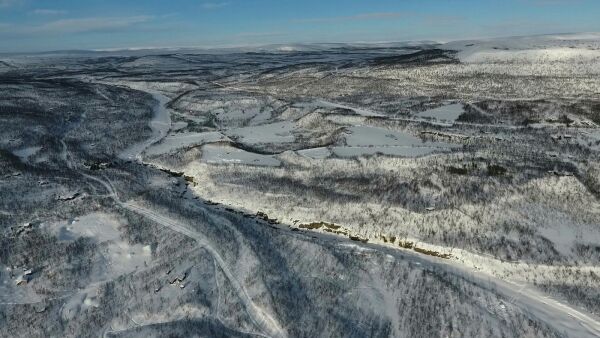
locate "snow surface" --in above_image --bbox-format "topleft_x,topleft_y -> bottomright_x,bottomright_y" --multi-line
119,91 -> 172,160
44,212 -> 152,281
418,103 -> 464,122
297,147 -> 332,159
345,126 -> 423,147
12,146 -> 42,162
331,145 -> 445,158
327,125 -> 458,158
201,144 -> 281,166
226,121 -> 296,144
316,100 -> 386,117
444,33 -> 600,64
145,131 -> 227,156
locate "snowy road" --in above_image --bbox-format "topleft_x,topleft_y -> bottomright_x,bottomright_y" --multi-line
123,202 -> 287,338
80,171 -> 286,338
354,239 -> 600,338
79,87 -> 286,338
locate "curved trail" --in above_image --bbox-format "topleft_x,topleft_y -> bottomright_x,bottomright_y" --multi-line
81,172 -> 286,338
373,243 -> 600,338
123,202 -> 286,338
78,88 -> 286,338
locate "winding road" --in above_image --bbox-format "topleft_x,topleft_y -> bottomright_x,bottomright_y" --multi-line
79,87 -> 287,338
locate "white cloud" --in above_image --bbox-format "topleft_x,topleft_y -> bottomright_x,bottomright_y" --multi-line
0,16 -> 154,37
0,0 -> 22,8
32,9 -> 68,16
31,16 -> 153,34
201,2 -> 230,10
292,12 -> 406,24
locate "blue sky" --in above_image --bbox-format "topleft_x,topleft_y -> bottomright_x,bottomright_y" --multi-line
0,0 -> 599,52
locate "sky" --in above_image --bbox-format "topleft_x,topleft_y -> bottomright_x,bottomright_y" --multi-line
0,0 -> 599,52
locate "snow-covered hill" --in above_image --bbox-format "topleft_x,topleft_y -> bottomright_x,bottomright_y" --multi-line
444,33 -> 600,63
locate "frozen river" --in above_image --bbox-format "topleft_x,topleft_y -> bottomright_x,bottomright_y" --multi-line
119,91 -> 172,160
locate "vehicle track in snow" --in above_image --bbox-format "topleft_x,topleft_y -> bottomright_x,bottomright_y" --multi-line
75,86 -> 286,338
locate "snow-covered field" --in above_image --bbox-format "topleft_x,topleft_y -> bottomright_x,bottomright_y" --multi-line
2,33 -> 600,338
201,143 -> 281,166
445,33 -> 600,63
418,103 -> 465,122
145,131 -> 227,156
